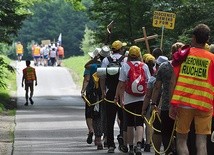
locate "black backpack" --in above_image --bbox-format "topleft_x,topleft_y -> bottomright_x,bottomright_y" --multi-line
105,56 -> 124,91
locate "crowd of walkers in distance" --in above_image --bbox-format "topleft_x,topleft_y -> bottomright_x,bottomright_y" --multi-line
80,23 -> 214,155
16,42 -> 65,67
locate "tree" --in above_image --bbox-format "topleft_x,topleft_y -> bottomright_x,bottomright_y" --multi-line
15,0 -> 93,58
88,0 -> 214,55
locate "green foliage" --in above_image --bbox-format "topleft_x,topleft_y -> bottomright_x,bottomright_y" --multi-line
88,0 -> 214,56
63,55 -> 89,86
15,0 -> 93,58
0,0 -> 31,43
80,26 -> 101,55
0,56 -> 15,89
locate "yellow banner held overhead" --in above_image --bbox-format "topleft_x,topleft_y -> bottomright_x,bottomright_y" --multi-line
153,11 -> 176,30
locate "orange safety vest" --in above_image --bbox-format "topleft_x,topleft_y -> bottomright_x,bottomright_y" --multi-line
171,47 -> 214,112
23,67 -> 36,81
33,46 -> 40,56
58,46 -> 64,56
16,44 -> 23,54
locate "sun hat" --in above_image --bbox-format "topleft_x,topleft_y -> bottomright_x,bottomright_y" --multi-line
128,46 -> 141,58
156,56 -> 169,65
99,45 -> 111,57
88,48 -> 101,58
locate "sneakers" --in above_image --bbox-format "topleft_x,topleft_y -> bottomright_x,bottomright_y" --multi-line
118,145 -> 128,153
107,146 -> 115,153
128,149 -> 134,155
97,144 -> 103,150
29,98 -> 34,105
144,144 -> 151,152
135,142 -> 142,155
117,135 -> 124,146
86,132 -> 93,144
24,102 -> 28,106
141,138 -> 145,148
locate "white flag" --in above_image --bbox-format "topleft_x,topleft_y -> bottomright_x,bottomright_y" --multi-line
57,33 -> 62,45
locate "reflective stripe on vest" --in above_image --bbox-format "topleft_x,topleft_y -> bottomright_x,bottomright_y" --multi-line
171,48 -> 214,111
24,67 -> 35,81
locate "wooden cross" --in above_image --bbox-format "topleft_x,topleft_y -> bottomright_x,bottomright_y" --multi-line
134,27 -> 158,53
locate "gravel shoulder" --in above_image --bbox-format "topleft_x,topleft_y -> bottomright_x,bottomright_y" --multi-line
0,113 -> 15,155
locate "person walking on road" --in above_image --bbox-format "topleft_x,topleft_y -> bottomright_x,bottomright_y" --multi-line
100,40 -> 126,153
170,23 -> 214,155
16,41 -> 24,62
22,60 -> 37,106
115,45 -> 151,155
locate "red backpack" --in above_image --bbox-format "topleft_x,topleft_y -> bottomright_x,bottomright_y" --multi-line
125,62 -> 147,96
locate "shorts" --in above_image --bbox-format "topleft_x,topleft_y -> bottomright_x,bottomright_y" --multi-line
124,101 -> 144,127
17,54 -> 23,57
176,107 -> 212,134
25,81 -> 34,91
43,55 -> 49,59
34,56 -> 40,59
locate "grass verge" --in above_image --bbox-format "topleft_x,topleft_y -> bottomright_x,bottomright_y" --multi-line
63,55 -> 89,87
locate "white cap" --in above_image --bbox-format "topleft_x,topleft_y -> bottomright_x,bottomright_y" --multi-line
156,56 -> 169,65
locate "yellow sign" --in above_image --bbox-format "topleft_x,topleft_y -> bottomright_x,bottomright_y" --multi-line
153,11 -> 176,29
41,40 -> 51,45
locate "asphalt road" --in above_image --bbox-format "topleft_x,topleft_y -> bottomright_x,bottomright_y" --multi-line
13,61 -> 155,155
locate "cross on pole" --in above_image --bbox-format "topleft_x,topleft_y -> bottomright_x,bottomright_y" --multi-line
134,27 -> 158,53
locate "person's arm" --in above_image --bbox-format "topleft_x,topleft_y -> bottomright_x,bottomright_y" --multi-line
34,69 -> 37,86
21,75 -> 24,87
151,81 -> 162,106
114,81 -> 125,106
81,74 -> 90,96
100,78 -> 106,99
142,87 -> 153,115
168,71 -> 178,119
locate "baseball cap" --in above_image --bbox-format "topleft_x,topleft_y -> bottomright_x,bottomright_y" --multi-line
156,56 -> 169,65
128,46 -> 141,58
143,54 -> 155,63
88,48 -> 101,58
99,45 -> 111,57
112,40 -> 123,50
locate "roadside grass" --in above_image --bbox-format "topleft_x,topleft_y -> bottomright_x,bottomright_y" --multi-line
0,55 -> 16,115
63,55 -> 89,87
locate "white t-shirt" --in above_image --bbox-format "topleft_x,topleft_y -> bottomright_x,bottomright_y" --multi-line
119,61 -> 151,105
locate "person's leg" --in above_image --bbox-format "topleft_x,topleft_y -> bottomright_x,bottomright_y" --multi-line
195,109 -> 212,155
106,102 -> 117,148
196,134 -> 207,155
25,85 -> 29,105
176,133 -> 189,155
29,85 -> 34,105
161,110 -> 175,155
207,117 -> 214,155
85,92 -> 94,144
106,90 -> 117,152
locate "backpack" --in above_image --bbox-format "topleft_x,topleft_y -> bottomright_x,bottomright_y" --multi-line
125,61 -> 147,96
105,56 -> 124,90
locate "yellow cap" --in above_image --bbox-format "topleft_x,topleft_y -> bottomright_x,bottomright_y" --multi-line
112,40 -> 123,50
128,46 -> 141,58
142,53 -> 155,63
